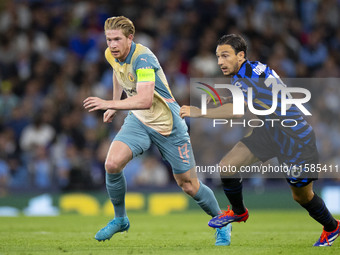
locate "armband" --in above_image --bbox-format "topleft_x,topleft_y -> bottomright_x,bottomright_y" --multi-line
136,68 -> 155,82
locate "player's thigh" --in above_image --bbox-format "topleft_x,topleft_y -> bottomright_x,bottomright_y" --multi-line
241,127 -> 279,163
149,128 -> 195,175
108,113 -> 152,172
219,141 -> 259,176
105,140 -> 133,173
281,135 -> 319,188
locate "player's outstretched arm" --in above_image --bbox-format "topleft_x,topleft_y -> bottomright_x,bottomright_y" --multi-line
83,81 -> 155,112
180,105 -> 201,118
180,103 -> 244,119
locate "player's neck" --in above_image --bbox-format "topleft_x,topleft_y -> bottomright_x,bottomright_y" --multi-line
237,59 -> 246,73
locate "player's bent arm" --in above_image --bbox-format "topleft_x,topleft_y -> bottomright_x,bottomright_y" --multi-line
103,73 -> 123,123
180,103 -> 244,119
84,82 -> 154,112
84,69 -> 155,112
112,73 -> 123,100
107,81 -> 154,110
107,67 -> 155,110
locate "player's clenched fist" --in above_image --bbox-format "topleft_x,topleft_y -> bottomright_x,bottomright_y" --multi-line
103,109 -> 117,123
180,105 -> 201,118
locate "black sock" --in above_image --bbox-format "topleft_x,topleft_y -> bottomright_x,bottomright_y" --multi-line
221,173 -> 246,215
301,193 -> 338,232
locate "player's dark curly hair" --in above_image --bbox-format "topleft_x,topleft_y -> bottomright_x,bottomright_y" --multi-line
217,34 -> 247,57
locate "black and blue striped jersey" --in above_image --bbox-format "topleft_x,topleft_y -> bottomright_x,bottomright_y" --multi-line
232,60 -> 314,159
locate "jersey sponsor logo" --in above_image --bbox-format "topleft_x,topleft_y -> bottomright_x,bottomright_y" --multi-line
253,62 -> 266,75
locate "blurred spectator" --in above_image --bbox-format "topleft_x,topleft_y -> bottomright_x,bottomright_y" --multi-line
4,104 -> 30,142
315,56 -> 340,77
29,145 -> 53,189
69,27 -> 97,59
123,157 -> 143,188
0,81 -> 19,122
60,143 -> 96,191
0,159 -> 9,196
7,154 -> 28,189
20,115 -> 55,152
190,29 -> 219,77
135,156 -> 170,187
299,29 -> 328,72
267,43 -> 296,77
0,127 -> 17,159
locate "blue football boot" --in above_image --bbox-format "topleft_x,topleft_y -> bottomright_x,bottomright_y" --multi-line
215,224 -> 232,246
95,217 -> 130,241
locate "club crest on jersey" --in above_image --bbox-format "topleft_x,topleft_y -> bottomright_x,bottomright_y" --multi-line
128,72 -> 135,82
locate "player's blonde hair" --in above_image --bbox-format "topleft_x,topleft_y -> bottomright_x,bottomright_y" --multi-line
104,16 -> 135,37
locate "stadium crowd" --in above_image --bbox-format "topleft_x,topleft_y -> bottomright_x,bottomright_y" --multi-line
0,0 -> 340,195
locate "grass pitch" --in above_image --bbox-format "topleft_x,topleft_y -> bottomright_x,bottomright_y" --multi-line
0,210 -> 339,255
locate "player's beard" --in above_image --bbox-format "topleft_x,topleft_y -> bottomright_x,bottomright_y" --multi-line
230,62 -> 239,76
221,61 -> 241,76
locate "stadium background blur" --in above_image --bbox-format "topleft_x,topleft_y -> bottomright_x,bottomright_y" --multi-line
0,0 -> 340,197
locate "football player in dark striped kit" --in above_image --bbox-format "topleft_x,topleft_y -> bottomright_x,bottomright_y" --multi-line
180,34 -> 339,247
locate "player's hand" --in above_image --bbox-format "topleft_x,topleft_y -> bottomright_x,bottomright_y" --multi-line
206,96 -> 215,104
180,105 -> 201,118
207,96 -> 232,105
83,97 -> 110,112
103,109 -> 117,123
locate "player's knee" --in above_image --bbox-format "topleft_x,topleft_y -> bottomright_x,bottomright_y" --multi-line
178,181 -> 196,197
105,159 -> 124,174
218,161 -> 239,177
292,192 -> 311,205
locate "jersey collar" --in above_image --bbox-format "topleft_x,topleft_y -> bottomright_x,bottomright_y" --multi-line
115,41 -> 136,65
238,59 -> 248,73
232,59 -> 248,80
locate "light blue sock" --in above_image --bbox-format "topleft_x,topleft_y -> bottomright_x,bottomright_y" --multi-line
106,172 -> 127,218
193,181 -> 221,217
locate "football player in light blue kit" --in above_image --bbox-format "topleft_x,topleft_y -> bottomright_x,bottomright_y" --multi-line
83,16 -> 231,246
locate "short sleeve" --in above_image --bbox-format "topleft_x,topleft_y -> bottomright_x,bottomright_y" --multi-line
104,48 -> 115,68
133,53 -> 160,72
